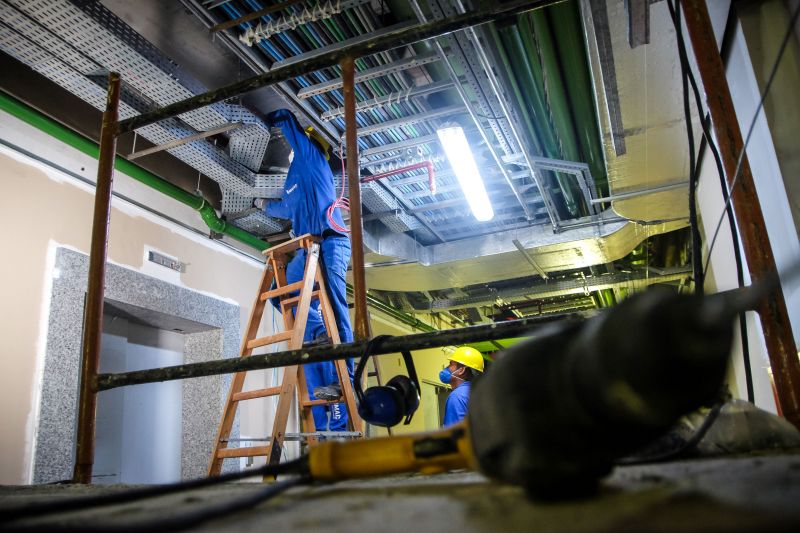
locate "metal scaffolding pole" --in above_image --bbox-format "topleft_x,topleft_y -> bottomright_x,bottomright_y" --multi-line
73,72 -> 120,484
116,0 -> 563,134
96,313 -> 582,391
682,0 -> 800,429
342,57 -> 371,340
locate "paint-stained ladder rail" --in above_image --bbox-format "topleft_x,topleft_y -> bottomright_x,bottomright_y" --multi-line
207,234 -> 362,476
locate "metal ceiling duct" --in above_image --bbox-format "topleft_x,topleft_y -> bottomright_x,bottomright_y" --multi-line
0,0 -> 285,234
581,0 -> 694,223
353,0 -> 692,292
0,0 -> 695,301
412,265 -> 692,312
362,210 -> 687,291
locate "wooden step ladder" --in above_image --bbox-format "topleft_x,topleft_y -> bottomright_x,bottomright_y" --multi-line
208,234 -> 361,475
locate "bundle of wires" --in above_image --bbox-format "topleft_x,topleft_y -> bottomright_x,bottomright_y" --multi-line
327,147 -> 351,234
0,458 -> 311,532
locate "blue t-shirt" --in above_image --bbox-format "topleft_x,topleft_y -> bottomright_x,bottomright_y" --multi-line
443,382 -> 471,426
264,109 -> 345,237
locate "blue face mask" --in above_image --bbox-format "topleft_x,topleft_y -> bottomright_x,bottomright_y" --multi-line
439,367 -> 452,384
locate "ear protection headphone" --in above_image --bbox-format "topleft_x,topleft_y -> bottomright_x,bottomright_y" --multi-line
354,336 -> 420,428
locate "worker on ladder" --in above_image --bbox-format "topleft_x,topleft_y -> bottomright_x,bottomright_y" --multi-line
254,108 -> 353,431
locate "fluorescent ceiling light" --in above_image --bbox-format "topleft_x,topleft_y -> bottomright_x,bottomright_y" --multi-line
436,126 -> 494,222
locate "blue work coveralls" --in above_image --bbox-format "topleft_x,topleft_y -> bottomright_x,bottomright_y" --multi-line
443,382 -> 471,426
262,109 -> 354,431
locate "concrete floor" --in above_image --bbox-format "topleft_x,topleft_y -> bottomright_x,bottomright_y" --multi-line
2,453 -> 799,532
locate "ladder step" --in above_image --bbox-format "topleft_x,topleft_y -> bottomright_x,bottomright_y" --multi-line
303,398 -> 343,407
281,290 -> 320,308
260,280 -> 305,301
232,387 -> 281,402
216,446 -> 270,459
247,330 -> 293,349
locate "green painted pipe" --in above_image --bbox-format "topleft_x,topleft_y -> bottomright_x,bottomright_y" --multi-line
547,1 -> 607,196
492,26 -> 549,156
592,288 -> 616,308
0,90 -> 270,252
493,23 -> 577,219
1,90 -> 438,332
523,11 -> 584,217
498,25 -> 560,157
346,285 -> 436,333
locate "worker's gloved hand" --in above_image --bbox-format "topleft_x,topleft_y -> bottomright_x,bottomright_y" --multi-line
265,109 -> 293,128
253,198 -> 267,210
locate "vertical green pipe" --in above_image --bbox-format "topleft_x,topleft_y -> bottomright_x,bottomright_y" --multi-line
547,1 -> 608,195
518,13 -> 583,216
492,26 -> 553,156
525,12 -> 583,162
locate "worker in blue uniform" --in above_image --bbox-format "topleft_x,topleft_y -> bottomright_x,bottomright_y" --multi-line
256,108 -> 353,432
440,346 -> 485,426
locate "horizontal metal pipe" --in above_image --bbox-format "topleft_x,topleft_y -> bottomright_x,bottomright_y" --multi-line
117,0 -> 564,134
590,181 -> 689,204
127,122 -> 242,160
96,313 -> 582,391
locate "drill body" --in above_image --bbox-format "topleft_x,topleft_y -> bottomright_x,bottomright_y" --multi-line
469,288 -> 732,496
309,288 -> 733,497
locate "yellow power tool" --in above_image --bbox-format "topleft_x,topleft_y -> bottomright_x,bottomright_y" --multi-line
306,288 -> 735,497
309,422 -> 474,481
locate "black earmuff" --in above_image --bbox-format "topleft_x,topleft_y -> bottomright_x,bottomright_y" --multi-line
354,336 -> 421,428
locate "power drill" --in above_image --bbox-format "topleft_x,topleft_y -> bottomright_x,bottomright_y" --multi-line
306,287 -> 733,497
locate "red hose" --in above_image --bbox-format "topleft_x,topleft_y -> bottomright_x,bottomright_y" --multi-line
327,152 -> 351,234
360,160 -> 436,195
328,159 -> 437,234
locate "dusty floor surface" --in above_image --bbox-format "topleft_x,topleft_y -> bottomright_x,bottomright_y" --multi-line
1,453 -> 799,532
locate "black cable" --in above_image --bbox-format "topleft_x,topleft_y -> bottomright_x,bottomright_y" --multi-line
667,0 -> 703,295
4,476 -> 310,533
702,1 -> 800,277
667,0 -> 754,402
0,457 -> 308,523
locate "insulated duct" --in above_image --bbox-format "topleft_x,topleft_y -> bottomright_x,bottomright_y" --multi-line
0,0 -> 285,234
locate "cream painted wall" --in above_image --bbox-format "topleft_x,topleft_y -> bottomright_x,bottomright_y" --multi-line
0,133 -> 272,484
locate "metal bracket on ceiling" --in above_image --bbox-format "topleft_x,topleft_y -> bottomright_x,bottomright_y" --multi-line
626,0 -> 651,48
585,0 -> 627,156
321,80 -> 453,121
354,104 -> 465,137
502,153 -> 604,231
295,48 -> 440,99
409,0 -> 546,225
179,0 -> 341,149
424,265 -> 693,312
127,122 -> 243,160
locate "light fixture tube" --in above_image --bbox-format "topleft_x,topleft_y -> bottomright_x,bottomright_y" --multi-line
436,126 -> 494,221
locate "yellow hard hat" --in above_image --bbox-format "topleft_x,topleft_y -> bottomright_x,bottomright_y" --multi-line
449,346 -> 484,372
305,126 -> 330,160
